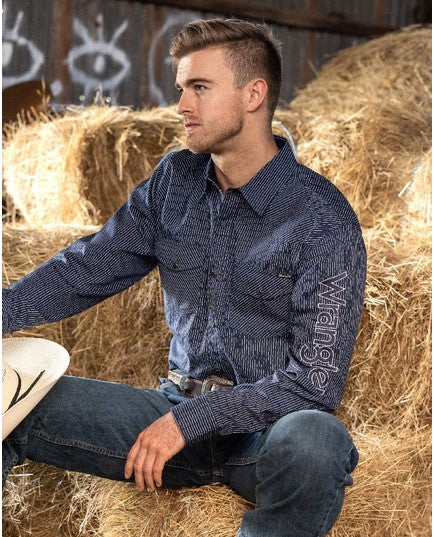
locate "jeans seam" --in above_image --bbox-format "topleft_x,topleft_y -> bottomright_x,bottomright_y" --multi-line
165,461 -> 211,477
224,457 -> 259,467
31,429 -> 128,459
210,439 -> 224,481
9,438 -> 28,446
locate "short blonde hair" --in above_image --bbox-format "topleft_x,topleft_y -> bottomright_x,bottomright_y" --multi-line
170,18 -> 282,118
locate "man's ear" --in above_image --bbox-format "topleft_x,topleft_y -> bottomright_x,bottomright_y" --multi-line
246,78 -> 268,113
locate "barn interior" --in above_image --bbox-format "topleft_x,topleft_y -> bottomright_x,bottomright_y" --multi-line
2,1 -> 432,536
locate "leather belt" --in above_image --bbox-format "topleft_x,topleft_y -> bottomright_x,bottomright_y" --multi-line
168,370 -> 234,397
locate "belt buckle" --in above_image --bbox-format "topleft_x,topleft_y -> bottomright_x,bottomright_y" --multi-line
178,374 -> 196,395
201,375 -> 234,394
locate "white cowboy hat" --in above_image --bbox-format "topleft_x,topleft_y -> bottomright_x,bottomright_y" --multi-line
2,337 -> 70,440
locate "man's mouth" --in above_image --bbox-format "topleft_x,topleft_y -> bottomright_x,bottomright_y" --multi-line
184,121 -> 200,133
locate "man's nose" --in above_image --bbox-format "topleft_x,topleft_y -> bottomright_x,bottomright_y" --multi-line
176,90 -> 193,115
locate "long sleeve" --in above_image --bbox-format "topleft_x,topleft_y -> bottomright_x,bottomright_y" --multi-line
171,227 -> 366,443
2,170 -> 162,334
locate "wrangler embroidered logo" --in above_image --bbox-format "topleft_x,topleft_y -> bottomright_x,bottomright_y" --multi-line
299,272 -> 347,395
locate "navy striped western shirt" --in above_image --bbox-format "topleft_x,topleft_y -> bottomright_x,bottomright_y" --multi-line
3,136 -> 366,444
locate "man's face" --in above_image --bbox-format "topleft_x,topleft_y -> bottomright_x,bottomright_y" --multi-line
175,46 -> 248,154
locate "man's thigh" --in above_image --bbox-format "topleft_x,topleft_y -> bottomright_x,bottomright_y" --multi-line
4,375 -> 215,488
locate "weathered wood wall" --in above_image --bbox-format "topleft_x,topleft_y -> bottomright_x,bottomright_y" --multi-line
2,0 -> 424,109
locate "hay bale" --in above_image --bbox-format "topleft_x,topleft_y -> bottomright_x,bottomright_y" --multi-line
2,224 -> 170,387
79,480 -> 252,537
92,427 -> 431,537
337,232 -> 431,433
400,148 -> 432,245
279,26 -> 432,236
5,218 -> 430,438
4,215 -> 431,433
2,462 -> 94,537
3,219 -> 431,537
3,106 -> 185,226
2,461 -> 251,537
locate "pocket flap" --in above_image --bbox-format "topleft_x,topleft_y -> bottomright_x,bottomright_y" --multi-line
156,237 -> 206,271
233,263 -> 293,299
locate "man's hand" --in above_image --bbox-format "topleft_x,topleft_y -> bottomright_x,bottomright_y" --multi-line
124,412 -> 185,492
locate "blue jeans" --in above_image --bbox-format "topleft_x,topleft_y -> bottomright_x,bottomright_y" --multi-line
2,376 -> 358,537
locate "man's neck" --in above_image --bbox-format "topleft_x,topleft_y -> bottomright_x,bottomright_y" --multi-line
211,131 -> 279,194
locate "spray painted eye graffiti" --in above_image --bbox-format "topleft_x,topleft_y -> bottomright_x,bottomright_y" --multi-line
67,14 -> 131,104
2,4 -> 45,88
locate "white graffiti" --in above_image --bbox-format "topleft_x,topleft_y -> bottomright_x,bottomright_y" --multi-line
50,79 -> 64,98
2,3 -> 45,87
2,4 -> 200,106
67,13 -> 131,104
147,12 -> 197,106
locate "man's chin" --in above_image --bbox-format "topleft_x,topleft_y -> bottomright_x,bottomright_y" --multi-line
185,138 -> 211,154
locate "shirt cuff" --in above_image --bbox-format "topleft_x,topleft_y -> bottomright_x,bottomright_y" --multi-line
170,391 -> 225,444
2,288 -> 44,334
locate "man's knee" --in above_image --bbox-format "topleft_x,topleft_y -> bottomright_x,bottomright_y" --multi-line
260,410 -> 358,477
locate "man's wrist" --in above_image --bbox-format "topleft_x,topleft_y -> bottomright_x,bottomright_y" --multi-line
170,396 -> 219,444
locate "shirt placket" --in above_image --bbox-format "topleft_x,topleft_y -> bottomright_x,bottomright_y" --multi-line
207,189 -> 240,327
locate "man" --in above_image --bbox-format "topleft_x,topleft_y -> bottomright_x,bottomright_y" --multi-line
3,18 -> 366,537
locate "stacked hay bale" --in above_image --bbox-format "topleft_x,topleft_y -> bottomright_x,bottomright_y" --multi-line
277,25 -> 431,233
2,25 -> 431,537
2,106 -> 185,225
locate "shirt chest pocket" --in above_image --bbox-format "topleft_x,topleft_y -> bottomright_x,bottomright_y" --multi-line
229,264 -> 294,338
156,237 -> 206,311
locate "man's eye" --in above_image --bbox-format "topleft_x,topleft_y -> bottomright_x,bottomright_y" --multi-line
176,87 -> 183,95
195,85 -> 206,92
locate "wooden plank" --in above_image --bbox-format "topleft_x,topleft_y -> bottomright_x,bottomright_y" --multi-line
133,0 -> 397,36
153,5 -> 166,107
51,0 -> 72,104
303,0 -> 318,87
139,4 -> 155,106
373,0 -> 385,25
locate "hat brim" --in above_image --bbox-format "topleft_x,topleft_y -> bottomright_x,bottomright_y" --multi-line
2,337 -> 70,440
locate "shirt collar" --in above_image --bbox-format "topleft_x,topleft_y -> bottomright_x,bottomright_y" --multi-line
202,136 -> 298,215
238,136 -> 298,216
